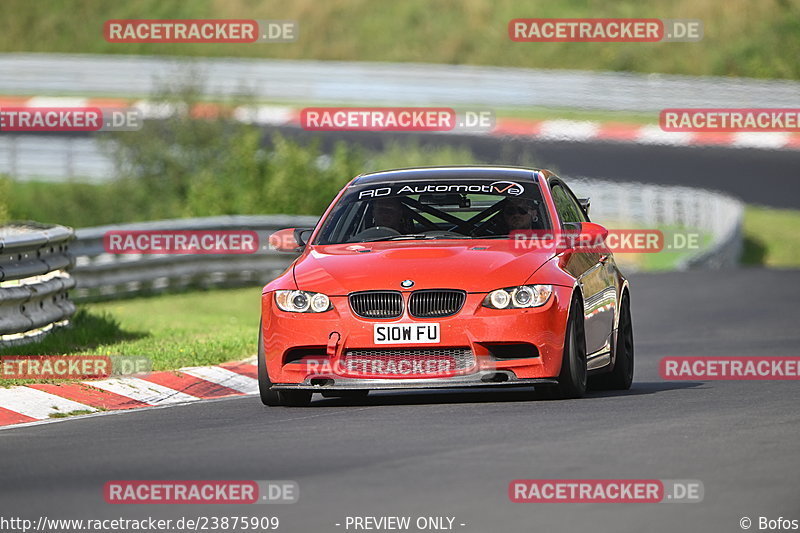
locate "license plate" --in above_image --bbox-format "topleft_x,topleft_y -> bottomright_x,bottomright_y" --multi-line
374,323 -> 440,344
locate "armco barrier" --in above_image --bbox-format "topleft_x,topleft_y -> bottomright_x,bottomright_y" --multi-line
567,178 -> 744,269
69,215 -> 318,301
0,223 -> 75,346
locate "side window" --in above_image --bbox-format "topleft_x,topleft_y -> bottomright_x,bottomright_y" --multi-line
563,184 -> 590,222
551,184 -> 587,226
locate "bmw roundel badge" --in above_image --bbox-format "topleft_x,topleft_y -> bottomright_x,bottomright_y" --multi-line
401,279 -> 415,288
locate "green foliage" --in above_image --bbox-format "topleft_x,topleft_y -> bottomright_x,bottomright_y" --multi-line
0,176 -> 10,224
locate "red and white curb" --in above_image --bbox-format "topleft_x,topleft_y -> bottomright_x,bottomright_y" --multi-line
2,96 -> 799,151
0,358 -> 259,429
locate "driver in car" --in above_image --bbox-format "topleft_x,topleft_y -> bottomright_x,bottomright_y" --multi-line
371,197 -> 412,233
502,197 -> 542,232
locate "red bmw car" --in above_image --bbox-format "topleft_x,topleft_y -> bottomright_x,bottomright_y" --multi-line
259,166 -> 633,406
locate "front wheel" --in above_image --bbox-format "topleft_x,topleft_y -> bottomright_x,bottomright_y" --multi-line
543,295 -> 588,399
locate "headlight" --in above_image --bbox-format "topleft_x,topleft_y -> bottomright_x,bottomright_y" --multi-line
483,285 -> 552,309
275,290 -> 332,313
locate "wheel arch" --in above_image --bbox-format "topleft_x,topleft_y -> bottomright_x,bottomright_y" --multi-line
614,280 -> 631,332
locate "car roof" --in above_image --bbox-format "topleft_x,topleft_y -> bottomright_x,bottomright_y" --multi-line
350,166 -> 542,186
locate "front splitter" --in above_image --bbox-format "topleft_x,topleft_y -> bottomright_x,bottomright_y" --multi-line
270,370 -> 558,391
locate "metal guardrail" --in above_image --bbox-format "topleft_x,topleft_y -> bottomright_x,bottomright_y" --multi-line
70,215 -> 318,301
568,178 -> 744,269
0,136 -> 115,182
2,53 -> 799,111
0,223 -> 75,346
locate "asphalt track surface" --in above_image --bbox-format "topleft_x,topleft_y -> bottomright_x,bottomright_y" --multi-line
1,268 -> 798,533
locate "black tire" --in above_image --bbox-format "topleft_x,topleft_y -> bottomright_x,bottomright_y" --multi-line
257,323 -> 283,406
279,390 -> 313,407
545,295 -> 588,399
591,292 -> 634,391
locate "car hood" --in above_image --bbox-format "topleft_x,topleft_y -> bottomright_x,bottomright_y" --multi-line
292,240 -> 557,294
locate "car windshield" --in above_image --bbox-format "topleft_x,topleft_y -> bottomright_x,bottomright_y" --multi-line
314,178 -> 550,244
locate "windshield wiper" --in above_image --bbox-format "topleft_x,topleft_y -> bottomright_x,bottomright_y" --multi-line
361,233 -> 489,242
355,233 -> 521,243
360,234 -> 437,242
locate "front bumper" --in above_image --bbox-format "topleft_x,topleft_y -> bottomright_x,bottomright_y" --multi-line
271,370 -> 558,391
261,286 -> 572,387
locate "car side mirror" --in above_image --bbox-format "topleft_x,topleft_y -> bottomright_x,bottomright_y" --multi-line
578,222 -> 608,242
561,222 -> 609,252
269,228 -> 308,252
578,198 -> 591,216
294,228 -> 314,247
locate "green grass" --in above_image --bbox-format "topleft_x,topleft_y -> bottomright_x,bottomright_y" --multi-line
49,409 -> 98,419
0,288 -> 261,387
742,206 -> 800,268
597,221 -> 713,272
495,107 -> 655,125
0,0 -> 797,80
638,230 -> 714,271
